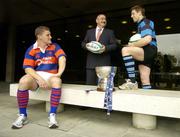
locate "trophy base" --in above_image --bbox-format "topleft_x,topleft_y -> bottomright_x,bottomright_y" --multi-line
97,87 -> 116,92
97,87 -> 105,92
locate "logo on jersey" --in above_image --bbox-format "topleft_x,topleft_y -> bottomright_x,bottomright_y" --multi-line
36,57 -> 54,66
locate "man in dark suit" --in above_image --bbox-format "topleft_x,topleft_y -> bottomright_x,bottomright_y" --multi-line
82,14 -> 117,85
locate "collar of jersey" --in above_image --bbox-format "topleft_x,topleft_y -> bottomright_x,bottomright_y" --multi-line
33,41 -> 50,53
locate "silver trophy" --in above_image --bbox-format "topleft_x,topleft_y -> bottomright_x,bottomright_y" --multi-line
95,66 -> 117,91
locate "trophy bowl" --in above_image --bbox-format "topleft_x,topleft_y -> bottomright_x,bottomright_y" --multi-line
95,66 -> 117,91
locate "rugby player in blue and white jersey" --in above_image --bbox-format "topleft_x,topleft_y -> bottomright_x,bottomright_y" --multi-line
119,5 -> 157,90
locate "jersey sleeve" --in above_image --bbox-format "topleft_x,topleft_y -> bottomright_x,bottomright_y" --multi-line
23,46 -> 35,69
140,20 -> 154,37
54,43 -> 66,59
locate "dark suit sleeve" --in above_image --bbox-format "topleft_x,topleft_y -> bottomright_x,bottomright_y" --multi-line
105,30 -> 117,52
81,30 -> 90,50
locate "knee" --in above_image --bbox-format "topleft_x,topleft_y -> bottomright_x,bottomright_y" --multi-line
121,47 -> 131,55
18,75 -> 34,89
19,76 -> 32,85
49,77 -> 62,86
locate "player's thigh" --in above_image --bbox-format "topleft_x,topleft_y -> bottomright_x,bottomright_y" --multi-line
122,46 -> 144,61
19,74 -> 38,90
130,47 -> 144,61
48,76 -> 62,88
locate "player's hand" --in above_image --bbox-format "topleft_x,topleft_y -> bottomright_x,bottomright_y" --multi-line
127,42 -> 135,47
37,78 -> 49,89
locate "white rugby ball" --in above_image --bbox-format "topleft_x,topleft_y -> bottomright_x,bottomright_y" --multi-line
86,41 -> 103,53
129,34 -> 141,42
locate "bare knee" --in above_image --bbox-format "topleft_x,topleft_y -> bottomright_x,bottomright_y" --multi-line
121,46 -> 132,55
19,75 -> 36,90
48,77 -> 62,88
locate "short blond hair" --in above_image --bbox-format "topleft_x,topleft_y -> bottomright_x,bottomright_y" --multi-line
35,26 -> 50,39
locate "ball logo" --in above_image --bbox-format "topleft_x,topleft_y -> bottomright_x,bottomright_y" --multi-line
86,41 -> 103,54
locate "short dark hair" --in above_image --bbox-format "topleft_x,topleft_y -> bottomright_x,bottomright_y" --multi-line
35,26 -> 50,38
130,5 -> 145,16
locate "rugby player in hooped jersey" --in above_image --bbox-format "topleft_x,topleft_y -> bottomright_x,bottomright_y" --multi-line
12,26 -> 66,129
119,5 -> 157,90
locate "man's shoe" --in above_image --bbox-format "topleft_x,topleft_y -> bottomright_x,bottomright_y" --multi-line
48,113 -> 58,129
118,79 -> 138,90
12,114 -> 28,129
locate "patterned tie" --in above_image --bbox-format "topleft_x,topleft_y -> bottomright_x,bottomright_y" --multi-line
96,28 -> 102,41
104,67 -> 116,115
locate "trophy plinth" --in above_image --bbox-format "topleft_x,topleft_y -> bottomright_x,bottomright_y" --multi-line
95,66 -> 117,92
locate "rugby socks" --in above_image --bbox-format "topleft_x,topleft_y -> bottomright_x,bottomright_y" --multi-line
50,88 -> 61,114
123,55 -> 136,83
142,84 -> 152,89
17,89 -> 29,116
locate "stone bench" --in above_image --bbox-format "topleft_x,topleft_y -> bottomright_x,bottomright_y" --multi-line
10,83 -> 180,129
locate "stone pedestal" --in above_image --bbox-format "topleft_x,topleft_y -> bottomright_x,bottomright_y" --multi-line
132,113 -> 157,129
46,102 -> 64,113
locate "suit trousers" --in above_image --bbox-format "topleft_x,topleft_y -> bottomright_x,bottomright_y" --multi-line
86,68 -> 98,85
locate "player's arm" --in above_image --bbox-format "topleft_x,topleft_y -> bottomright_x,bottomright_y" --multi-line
23,48 -> 48,88
53,44 -> 66,77
25,68 -> 44,81
23,49 -> 45,82
130,20 -> 154,47
54,56 -> 66,77
129,35 -> 152,47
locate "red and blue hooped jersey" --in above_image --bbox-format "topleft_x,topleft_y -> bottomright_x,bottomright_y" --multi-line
23,42 -> 66,74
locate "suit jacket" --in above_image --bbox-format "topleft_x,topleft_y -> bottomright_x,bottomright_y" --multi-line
82,28 -> 117,69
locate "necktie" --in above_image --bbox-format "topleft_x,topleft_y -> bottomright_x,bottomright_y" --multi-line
96,28 -> 102,41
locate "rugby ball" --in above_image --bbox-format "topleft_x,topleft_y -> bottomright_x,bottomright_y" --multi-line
129,34 -> 141,42
86,41 -> 103,53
